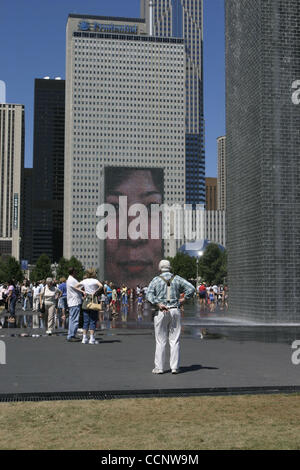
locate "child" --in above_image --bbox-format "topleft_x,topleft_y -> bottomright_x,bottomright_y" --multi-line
137,293 -> 144,320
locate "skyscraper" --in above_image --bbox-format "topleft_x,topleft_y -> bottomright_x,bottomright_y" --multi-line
32,78 -> 65,263
21,168 -> 33,264
64,14 -> 185,284
0,103 -> 24,260
141,0 -> 205,206
205,177 -> 217,211
217,135 -> 226,211
226,0 -> 300,322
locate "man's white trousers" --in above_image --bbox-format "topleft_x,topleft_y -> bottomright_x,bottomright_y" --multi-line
154,308 -> 181,371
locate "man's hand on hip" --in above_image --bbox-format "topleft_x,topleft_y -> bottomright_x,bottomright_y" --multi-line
158,303 -> 169,312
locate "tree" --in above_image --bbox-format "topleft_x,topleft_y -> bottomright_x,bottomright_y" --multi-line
198,244 -> 227,285
56,257 -> 70,279
57,256 -> 85,280
0,258 -> 7,283
68,256 -> 84,280
167,252 -> 197,281
31,254 -> 52,282
0,256 -> 23,283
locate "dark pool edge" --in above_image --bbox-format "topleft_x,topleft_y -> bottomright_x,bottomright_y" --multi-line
1,385 -> 300,402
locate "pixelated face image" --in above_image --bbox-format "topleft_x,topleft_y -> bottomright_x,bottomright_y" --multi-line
104,167 -> 163,287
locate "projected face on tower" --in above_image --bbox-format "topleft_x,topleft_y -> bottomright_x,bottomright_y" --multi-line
104,167 -> 163,288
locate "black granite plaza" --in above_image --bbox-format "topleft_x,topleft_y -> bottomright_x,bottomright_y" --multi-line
0,301 -> 300,397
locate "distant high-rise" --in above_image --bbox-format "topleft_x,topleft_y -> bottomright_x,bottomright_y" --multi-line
0,103 -> 24,260
205,177 -> 217,211
21,168 -> 33,263
226,0 -> 300,322
32,78 -> 65,263
141,0 -> 205,206
217,136 -> 226,211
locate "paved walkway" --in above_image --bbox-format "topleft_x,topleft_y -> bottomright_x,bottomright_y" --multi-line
0,324 -> 300,395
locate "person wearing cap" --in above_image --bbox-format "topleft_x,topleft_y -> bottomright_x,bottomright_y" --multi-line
146,259 -> 195,374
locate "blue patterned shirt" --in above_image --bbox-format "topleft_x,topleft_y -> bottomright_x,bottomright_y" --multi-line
146,272 -> 195,308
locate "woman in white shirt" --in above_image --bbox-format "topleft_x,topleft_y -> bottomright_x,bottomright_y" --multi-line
74,269 -> 102,345
40,278 -> 60,335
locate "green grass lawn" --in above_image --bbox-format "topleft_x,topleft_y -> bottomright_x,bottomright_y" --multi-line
1,394 -> 300,450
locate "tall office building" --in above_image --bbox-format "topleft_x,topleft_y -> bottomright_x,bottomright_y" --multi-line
217,135 -> 226,211
32,78 -> 65,263
141,0 -> 205,206
205,177 -> 217,211
226,0 -> 300,322
64,15 -> 185,284
21,168 -> 33,263
0,103 -> 24,260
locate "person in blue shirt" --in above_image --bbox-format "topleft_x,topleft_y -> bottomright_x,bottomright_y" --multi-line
105,282 -> 112,303
58,277 -> 68,322
147,260 -> 195,375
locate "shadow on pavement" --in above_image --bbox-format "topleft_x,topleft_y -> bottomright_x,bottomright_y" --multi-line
171,364 -> 219,374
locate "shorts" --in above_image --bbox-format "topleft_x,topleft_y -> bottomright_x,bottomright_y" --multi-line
83,309 -> 98,331
58,297 -> 68,309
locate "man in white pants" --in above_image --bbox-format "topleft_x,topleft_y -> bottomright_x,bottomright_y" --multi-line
146,260 -> 195,374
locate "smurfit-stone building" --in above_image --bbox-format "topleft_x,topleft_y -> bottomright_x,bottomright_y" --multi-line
64,15 -> 186,274
226,0 -> 300,322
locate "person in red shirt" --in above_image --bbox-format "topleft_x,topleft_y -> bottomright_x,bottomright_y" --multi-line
198,283 -> 207,311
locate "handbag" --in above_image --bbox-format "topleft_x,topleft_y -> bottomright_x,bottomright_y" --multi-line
82,294 -> 102,311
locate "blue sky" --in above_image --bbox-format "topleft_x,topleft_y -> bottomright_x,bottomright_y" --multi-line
0,0 -> 225,177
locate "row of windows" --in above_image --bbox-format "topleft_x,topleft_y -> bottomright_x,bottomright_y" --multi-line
72,112 -> 183,121
72,121 -> 183,129
73,130 -> 184,136
74,50 -> 183,59
73,99 -> 182,104
73,71 -> 184,79
74,38 -> 183,49
73,32 -> 184,45
73,86 -> 183,92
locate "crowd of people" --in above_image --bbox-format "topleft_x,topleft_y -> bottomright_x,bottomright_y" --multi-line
196,283 -> 229,312
0,271 -> 228,338
0,270 -> 151,337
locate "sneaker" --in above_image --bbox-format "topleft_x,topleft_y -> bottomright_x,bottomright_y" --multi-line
89,338 -> 99,345
82,337 -> 89,344
152,368 -> 164,374
67,337 -> 79,342
46,330 -> 52,335
171,369 -> 179,374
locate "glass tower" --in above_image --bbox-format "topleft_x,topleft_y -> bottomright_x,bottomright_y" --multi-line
141,0 -> 205,206
32,78 -> 65,263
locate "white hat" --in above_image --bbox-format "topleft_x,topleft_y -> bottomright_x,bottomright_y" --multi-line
158,260 -> 171,272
